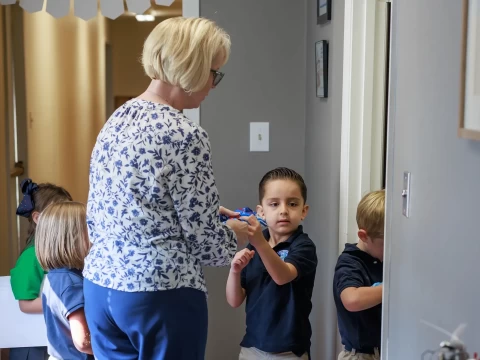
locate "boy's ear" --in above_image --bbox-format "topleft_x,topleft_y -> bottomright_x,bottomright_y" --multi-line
301,204 -> 309,220
32,211 -> 41,225
256,205 -> 265,218
358,229 -> 369,243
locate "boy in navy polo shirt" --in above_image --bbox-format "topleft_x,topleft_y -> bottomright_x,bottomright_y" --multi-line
333,190 -> 385,360
226,167 -> 317,360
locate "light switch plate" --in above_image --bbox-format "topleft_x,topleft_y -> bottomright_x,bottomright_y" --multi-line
250,122 -> 269,152
402,171 -> 411,218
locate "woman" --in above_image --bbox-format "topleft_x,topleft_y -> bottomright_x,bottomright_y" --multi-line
83,17 -> 247,360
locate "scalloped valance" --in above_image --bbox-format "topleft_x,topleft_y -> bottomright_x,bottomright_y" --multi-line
0,0 -> 175,20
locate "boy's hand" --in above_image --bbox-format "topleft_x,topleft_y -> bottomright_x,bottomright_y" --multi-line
231,248 -> 255,274
240,215 -> 265,246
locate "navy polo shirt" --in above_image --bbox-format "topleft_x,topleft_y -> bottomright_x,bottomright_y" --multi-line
42,268 -> 94,360
240,226 -> 317,356
333,243 -> 383,354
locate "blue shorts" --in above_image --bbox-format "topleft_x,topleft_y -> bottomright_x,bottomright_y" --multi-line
83,279 -> 208,360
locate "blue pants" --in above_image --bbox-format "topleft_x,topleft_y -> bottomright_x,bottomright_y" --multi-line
8,347 -> 48,360
84,279 -> 208,360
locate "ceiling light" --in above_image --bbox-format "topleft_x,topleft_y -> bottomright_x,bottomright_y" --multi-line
135,14 -> 155,22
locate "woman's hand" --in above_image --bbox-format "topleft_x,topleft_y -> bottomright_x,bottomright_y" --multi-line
226,219 -> 249,247
219,206 -> 240,218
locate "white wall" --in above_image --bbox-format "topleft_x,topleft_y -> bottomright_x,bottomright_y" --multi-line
305,0 -> 345,359
199,1 -> 307,359
382,0 -> 480,358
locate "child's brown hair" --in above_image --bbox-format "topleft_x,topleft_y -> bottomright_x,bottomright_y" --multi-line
258,167 -> 307,203
16,179 -> 73,247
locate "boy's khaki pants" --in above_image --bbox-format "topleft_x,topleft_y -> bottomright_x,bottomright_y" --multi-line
240,347 -> 309,359
338,348 -> 380,360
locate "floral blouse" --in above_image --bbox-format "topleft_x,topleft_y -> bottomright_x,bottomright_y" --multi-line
83,99 -> 237,293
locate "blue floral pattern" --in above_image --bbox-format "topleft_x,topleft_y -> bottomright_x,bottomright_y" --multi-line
83,99 -> 238,293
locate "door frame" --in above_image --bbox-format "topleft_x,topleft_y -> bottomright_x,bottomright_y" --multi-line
339,1 -> 393,358
338,0 -> 391,253
1,5 -> 29,275
380,0 -> 397,357
0,5 -> 12,277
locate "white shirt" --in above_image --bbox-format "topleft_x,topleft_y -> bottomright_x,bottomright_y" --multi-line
83,99 -> 237,293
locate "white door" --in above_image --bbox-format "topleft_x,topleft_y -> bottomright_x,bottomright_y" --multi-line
381,0 -> 480,357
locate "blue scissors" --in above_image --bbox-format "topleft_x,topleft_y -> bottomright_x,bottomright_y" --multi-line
219,207 -> 268,228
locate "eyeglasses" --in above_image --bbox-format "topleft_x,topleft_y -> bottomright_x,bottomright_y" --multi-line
210,69 -> 225,86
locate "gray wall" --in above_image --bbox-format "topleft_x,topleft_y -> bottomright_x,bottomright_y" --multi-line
383,0 -> 480,358
199,1 -> 307,359
304,0 -> 345,359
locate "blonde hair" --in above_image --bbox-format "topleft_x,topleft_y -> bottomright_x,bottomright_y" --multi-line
356,190 -> 385,238
141,17 -> 231,92
35,202 -> 89,271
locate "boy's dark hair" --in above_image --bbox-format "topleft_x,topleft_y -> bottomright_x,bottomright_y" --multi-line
259,167 -> 307,203
26,183 -> 73,246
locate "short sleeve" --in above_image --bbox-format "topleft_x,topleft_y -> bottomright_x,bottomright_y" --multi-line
61,284 -> 85,319
284,237 -> 318,280
240,266 -> 247,289
334,259 -> 366,297
10,247 -> 46,300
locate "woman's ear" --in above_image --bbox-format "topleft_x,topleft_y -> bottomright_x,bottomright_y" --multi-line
32,211 -> 40,225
